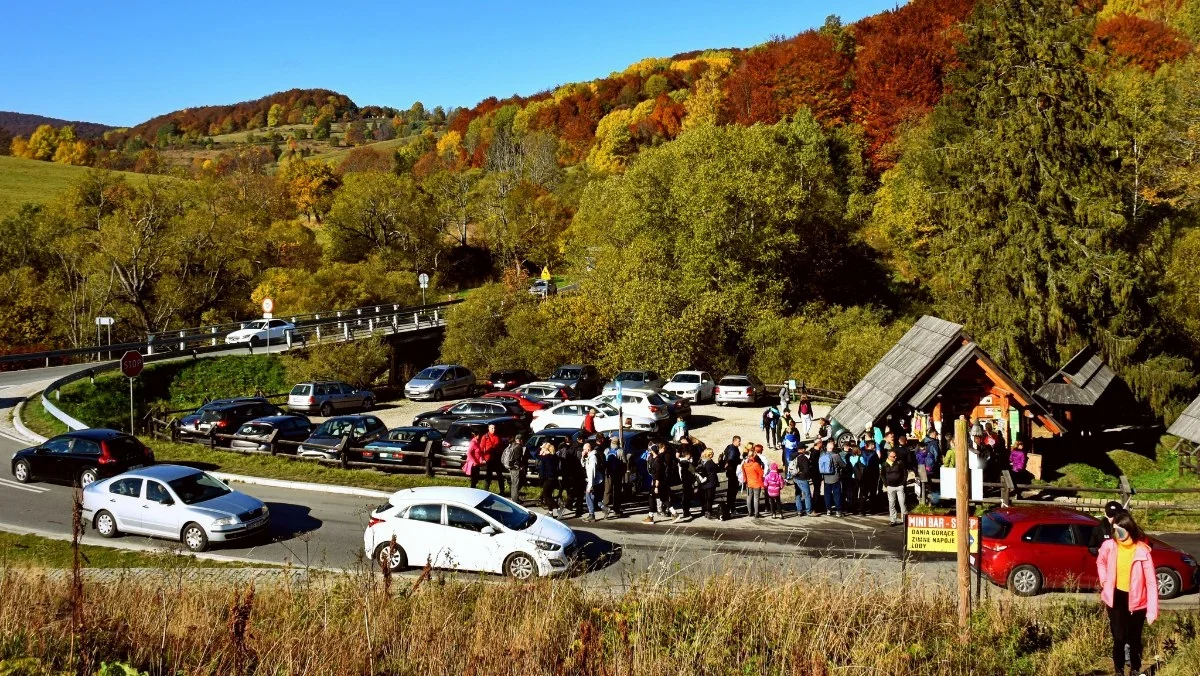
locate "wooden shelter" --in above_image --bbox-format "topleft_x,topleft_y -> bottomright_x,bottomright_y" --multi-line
1166,396 -> 1200,476
1034,347 -> 1137,434
830,316 -> 1063,443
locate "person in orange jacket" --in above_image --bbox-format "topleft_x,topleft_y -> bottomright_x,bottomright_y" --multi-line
743,445 -> 766,518
1096,511 -> 1159,676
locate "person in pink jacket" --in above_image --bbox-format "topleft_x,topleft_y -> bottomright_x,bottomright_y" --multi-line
1096,511 -> 1158,676
763,462 -> 785,519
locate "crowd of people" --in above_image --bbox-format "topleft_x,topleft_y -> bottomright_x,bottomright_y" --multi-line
458,394 -> 1037,528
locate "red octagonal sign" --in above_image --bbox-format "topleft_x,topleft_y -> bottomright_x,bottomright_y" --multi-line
120,350 -> 144,378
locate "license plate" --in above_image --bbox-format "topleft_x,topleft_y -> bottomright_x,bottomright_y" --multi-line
246,517 -> 266,528
129,464 -> 144,470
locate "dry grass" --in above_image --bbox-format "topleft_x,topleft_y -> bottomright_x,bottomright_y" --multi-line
1,564 -> 1197,675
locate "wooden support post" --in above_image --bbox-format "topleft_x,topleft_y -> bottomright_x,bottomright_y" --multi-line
424,440 -> 434,478
955,415 -> 970,645
268,429 -> 280,456
1001,470 -> 1014,507
338,436 -> 350,470
1119,475 -> 1133,507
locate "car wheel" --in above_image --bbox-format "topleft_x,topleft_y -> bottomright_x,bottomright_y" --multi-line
79,467 -> 99,488
182,523 -> 209,552
374,542 -> 407,572
835,431 -> 856,448
12,459 -> 32,484
433,389 -> 444,402
319,402 -> 334,417
1156,566 -> 1182,600
1007,564 -> 1043,597
94,510 -> 119,538
505,552 -> 538,580
250,336 -> 264,347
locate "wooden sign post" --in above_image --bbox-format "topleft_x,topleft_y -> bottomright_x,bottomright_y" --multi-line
954,415 -> 970,645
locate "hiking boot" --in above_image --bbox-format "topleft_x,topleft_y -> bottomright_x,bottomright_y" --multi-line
582,515 -> 595,522
642,515 -> 654,524
836,512 -> 844,518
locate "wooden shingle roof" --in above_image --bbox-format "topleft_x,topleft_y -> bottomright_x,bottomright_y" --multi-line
1167,395 -> 1200,444
1035,348 -> 1118,407
830,316 -> 963,434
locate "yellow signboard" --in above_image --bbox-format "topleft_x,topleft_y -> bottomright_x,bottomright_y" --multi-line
904,514 -> 980,553
541,266 -> 552,281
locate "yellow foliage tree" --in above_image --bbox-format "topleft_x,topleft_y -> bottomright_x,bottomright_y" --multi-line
9,136 -> 30,158
682,69 -> 725,131
435,129 -> 462,159
26,125 -> 59,161
52,139 -> 91,165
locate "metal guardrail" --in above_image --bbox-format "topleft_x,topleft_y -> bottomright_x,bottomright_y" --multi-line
2,299 -> 462,368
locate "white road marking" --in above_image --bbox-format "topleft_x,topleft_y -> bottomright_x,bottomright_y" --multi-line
0,478 -> 49,494
0,430 -> 30,444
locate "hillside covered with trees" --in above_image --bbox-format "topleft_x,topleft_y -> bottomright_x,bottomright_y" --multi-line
4,0 -> 1200,419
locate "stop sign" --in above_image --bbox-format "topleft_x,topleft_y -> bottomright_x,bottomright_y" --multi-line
120,350 -> 144,378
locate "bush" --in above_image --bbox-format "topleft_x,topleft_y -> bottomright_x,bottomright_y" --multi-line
283,337 -> 388,389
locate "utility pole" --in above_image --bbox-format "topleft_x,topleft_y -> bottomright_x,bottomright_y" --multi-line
955,415 -> 970,645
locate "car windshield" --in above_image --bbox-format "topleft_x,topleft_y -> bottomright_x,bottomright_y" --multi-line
552,368 -> 580,379
475,494 -> 535,530
981,514 -> 1012,539
247,320 -> 268,330
414,368 -> 443,380
314,419 -> 357,437
167,472 -> 232,505
490,372 -> 517,381
290,385 -> 310,395
387,430 -> 421,442
596,403 -> 619,416
615,372 -> 644,382
646,393 -> 666,405
719,377 -> 750,386
671,373 -> 700,384
239,423 -> 273,436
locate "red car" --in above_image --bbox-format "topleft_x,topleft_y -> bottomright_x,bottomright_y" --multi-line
482,390 -> 549,414
974,506 -> 1198,599
482,369 -> 537,391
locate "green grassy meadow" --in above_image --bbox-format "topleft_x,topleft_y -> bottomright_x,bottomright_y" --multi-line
0,155 -> 162,217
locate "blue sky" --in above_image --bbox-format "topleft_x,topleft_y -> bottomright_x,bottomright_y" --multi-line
0,0 -> 899,127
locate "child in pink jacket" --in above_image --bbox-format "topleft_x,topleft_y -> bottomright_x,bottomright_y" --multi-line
1096,512 -> 1158,675
763,462 -> 785,519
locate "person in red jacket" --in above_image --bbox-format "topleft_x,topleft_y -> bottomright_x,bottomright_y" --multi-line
477,424 -> 506,495
582,409 -> 597,435
1096,511 -> 1159,676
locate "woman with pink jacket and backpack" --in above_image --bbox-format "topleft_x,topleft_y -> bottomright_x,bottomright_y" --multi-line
763,462 -> 785,519
1096,511 -> 1158,676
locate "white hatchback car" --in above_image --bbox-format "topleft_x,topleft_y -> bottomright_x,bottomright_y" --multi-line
595,389 -> 671,423
225,318 -> 295,345
365,487 -> 577,579
530,400 -> 657,433
664,370 -> 716,402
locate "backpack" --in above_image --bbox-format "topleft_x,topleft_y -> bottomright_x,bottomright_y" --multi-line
818,451 -> 835,475
786,455 -> 801,479
501,441 -> 523,470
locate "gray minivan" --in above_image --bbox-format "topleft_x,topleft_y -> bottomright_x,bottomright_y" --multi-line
404,365 -> 476,401
288,381 -> 374,416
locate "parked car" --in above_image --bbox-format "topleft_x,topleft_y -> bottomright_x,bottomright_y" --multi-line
365,486 -> 576,579
440,416 -> 525,465
602,370 -> 666,395
524,429 -> 585,463
483,390 -> 551,414
713,374 -> 766,406
11,429 -> 154,487
404,365 -> 476,401
664,370 -> 716,402
297,415 -> 388,459
287,381 -> 374,416
229,415 -> 313,453
657,389 -> 692,421
974,506 -> 1198,599
529,279 -> 558,298
482,369 -> 537,391
412,398 -> 530,433
545,364 -> 602,399
193,400 -> 286,443
595,389 -> 671,424
513,382 -> 576,405
530,400 -> 656,434
362,427 -> 444,466
224,318 -> 295,345
83,465 -> 268,552
177,397 -> 270,440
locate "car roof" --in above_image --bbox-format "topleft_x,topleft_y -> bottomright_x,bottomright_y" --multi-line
615,369 -> 652,375
529,428 -> 582,437
120,464 -> 202,482
64,428 -> 130,441
554,364 -> 589,369
672,370 -> 705,375
389,426 -> 439,433
446,415 -> 521,431
388,486 -> 496,504
321,415 -> 377,423
246,415 -> 305,424
523,381 -> 566,388
986,506 -> 1099,524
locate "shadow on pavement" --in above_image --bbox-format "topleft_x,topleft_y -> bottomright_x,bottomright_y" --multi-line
263,502 -> 323,541
685,414 -> 721,431
571,529 -> 623,576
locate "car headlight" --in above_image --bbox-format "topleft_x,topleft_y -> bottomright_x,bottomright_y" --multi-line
1183,555 -> 1196,567
212,516 -> 236,527
261,505 -> 269,517
534,539 -> 561,551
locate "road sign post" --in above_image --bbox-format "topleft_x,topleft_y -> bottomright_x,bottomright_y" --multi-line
261,298 -> 275,354
120,351 -> 144,434
418,273 -> 429,306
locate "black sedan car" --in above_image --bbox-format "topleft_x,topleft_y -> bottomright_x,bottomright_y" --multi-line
191,400 -> 286,444
11,428 -> 154,487
440,416 -> 524,466
361,427 -> 444,466
229,415 -> 314,453
297,415 -> 388,460
412,398 -> 530,433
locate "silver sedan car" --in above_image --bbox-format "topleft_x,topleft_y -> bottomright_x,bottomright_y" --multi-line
81,464 -> 269,552
714,374 -> 766,405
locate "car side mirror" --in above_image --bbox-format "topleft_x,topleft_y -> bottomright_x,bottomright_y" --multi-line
34,447 -> 46,454
160,498 -> 175,506
481,526 -> 497,536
